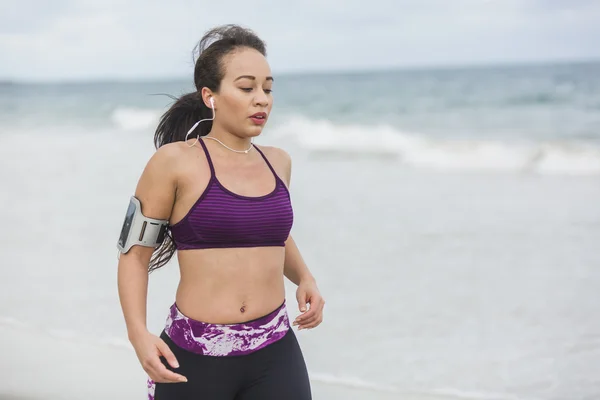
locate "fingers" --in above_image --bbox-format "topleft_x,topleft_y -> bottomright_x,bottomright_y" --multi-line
296,292 -> 307,313
156,338 -> 180,370
299,314 -> 323,330
146,358 -> 187,383
298,301 -> 307,313
297,307 -> 321,329
294,298 -> 325,330
144,340 -> 187,384
293,306 -> 315,326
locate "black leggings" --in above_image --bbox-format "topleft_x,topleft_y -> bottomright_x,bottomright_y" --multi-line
153,328 -> 312,400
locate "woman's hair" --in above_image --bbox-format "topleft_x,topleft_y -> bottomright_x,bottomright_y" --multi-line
148,24 -> 267,273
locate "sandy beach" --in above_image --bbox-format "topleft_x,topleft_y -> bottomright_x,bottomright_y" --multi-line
0,323 -> 463,400
0,324 -> 147,399
2,63 -> 600,400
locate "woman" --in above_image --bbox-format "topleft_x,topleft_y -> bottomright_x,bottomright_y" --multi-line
117,25 -> 324,400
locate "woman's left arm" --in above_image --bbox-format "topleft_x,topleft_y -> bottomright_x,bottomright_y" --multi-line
284,235 -> 325,330
274,147 -> 325,330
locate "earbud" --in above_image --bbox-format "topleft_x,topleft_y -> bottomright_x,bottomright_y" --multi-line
186,97 -> 216,147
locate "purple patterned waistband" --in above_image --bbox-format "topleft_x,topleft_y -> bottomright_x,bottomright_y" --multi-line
164,300 -> 290,357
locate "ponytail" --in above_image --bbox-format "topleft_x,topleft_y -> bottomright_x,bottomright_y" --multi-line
153,91 -> 213,149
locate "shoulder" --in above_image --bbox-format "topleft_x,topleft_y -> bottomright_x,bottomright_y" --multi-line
138,141 -> 204,195
257,145 -> 292,185
145,141 -> 195,173
134,143 -> 193,218
258,145 -> 291,169
152,141 -> 189,164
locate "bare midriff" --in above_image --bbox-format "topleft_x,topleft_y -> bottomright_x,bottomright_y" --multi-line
174,246 -> 286,324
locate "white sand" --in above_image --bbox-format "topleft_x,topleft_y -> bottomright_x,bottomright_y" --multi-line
0,324 -> 453,400
0,324 -> 147,399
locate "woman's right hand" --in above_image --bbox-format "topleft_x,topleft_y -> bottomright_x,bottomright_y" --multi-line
131,330 -> 188,383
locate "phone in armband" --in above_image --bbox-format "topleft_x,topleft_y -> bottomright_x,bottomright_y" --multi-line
117,196 -> 169,254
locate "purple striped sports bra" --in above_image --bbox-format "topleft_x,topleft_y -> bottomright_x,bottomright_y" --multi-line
170,138 -> 294,250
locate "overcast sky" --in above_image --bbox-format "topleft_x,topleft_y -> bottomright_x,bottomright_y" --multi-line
1,0 -> 599,81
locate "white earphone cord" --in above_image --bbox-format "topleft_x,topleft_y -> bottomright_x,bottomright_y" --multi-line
185,97 -> 253,153
185,98 -> 216,148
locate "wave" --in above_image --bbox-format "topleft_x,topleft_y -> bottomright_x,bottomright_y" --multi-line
102,109 -> 600,175
272,116 -> 600,175
110,107 -> 162,131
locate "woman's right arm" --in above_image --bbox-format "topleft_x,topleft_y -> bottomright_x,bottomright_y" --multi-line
117,144 -> 187,383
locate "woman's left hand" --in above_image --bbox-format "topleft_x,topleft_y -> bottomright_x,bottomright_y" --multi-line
293,279 -> 325,330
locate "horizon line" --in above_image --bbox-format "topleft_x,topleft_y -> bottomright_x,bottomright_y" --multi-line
2,57 -> 599,85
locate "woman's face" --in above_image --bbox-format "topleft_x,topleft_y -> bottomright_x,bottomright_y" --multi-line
210,47 -> 273,138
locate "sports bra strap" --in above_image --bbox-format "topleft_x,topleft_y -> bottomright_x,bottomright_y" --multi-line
252,144 -> 278,178
198,137 -> 215,177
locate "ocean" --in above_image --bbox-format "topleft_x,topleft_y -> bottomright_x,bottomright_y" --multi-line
1,61 -> 599,399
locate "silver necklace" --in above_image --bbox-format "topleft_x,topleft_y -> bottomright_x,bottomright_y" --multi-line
204,136 -> 253,154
